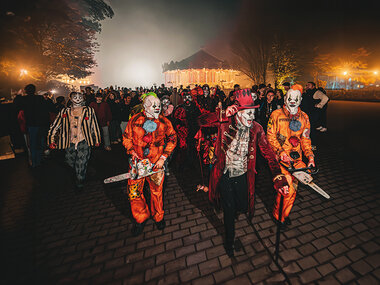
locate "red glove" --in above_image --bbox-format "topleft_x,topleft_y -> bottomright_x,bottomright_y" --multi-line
49,143 -> 57,149
273,174 -> 289,196
94,143 -> 100,147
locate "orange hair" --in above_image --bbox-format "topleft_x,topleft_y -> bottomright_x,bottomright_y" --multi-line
291,84 -> 303,94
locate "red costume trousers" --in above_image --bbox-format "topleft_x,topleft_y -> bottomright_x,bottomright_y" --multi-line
127,172 -> 165,224
273,160 -> 306,222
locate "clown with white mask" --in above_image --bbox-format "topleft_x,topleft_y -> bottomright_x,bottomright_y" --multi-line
48,91 -> 101,191
267,84 -> 315,229
122,93 -> 177,237
196,88 -> 289,257
160,95 -> 174,117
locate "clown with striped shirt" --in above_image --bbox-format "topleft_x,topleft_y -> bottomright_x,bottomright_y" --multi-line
48,91 -> 101,190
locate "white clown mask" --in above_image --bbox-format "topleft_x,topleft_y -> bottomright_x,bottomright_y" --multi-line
71,93 -> 85,108
237,108 -> 255,128
203,87 -> 210,97
184,94 -> 192,104
285,89 -> 302,115
144,95 -> 161,119
161,98 -> 170,109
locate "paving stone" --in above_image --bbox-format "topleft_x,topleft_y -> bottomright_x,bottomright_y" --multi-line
297,256 -> 318,270
165,256 -> 186,274
317,263 -> 336,276
199,258 -> 221,275
213,267 -> 234,283
351,259 -> 373,276
179,265 -> 200,282
299,268 -> 322,284
335,267 -> 356,283
186,251 -> 207,266
192,274 -> 214,285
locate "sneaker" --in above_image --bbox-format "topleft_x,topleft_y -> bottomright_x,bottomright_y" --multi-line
316,126 -> 323,130
319,127 -> 327,132
111,141 -> 118,145
105,146 -> 112,151
117,138 -> 122,142
311,145 -> 317,151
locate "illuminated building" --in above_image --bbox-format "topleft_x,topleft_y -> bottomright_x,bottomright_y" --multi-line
162,50 -> 252,89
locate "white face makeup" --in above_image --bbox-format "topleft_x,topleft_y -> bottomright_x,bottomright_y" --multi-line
161,98 -> 170,107
285,89 -> 302,115
184,94 -> 192,104
144,95 -> 161,119
71,93 -> 85,107
237,108 -> 255,128
203,88 -> 210,97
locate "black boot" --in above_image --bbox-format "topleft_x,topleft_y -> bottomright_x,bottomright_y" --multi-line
155,219 -> 166,230
224,242 -> 234,257
132,221 -> 146,236
284,217 -> 291,226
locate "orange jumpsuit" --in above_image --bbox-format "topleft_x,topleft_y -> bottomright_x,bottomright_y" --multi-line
123,112 -> 177,223
267,107 -> 314,222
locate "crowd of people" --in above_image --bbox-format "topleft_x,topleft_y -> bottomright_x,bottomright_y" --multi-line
8,80 -> 329,257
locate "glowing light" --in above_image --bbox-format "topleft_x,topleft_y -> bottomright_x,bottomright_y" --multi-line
374,71 -> 378,75
343,71 -> 348,76
50,89 -> 56,94
20,69 -> 28,76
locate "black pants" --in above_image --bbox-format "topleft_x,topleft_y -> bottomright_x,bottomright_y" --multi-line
220,172 -> 248,247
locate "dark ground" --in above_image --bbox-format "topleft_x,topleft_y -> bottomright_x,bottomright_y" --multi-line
0,100 -> 379,284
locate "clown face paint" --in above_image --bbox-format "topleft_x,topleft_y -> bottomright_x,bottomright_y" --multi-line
71,93 -> 85,107
285,89 -> 302,115
203,87 -> 210,97
161,98 -> 170,110
237,108 -> 255,128
184,94 -> 192,105
144,95 -> 161,119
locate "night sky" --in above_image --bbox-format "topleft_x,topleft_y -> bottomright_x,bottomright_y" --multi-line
92,0 -> 380,87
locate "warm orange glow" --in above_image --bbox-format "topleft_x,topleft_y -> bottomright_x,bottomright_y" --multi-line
20,69 -> 28,76
343,71 -> 348,76
374,71 -> 378,75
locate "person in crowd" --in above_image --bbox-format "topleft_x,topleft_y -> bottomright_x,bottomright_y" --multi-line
275,89 -> 285,108
120,94 -> 132,134
90,93 -> 112,151
107,92 -> 122,144
282,82 -> 291,94
160,95 -> 174,118
267,87 -> 315,230
314,87 -> 329,132
55,96 -> 66,113
228,84 -> 240,101
84,86 -> 95,106
259,89 -> 279,132
223,90 -> 237,109
123,94 -> 177,236
19,84 -> 49,167
48,92 -> 101,190
197,88 -> 289,257
173,89 -> 201,170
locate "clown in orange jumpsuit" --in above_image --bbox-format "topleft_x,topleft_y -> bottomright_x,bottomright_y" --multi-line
123,94 -> 177,236
267,88 -> 315,225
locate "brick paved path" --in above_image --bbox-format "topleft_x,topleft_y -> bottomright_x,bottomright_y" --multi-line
1,133 -> 379,284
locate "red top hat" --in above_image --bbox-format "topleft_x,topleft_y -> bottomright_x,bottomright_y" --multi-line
234,88 -> 259,110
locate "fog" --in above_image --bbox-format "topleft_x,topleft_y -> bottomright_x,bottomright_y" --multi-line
92,0 -> 239,87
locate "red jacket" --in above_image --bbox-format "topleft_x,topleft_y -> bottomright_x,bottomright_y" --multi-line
198,111 -> 282,215
89,102 -> 112,127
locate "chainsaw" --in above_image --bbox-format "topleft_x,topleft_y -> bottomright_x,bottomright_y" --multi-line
103,158 -> 165,184
280,151 -> 330,199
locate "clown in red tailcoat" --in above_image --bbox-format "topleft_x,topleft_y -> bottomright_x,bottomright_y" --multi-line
198,88 -> 289,257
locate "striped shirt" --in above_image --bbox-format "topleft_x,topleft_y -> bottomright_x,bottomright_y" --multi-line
47,106 -> 101,149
